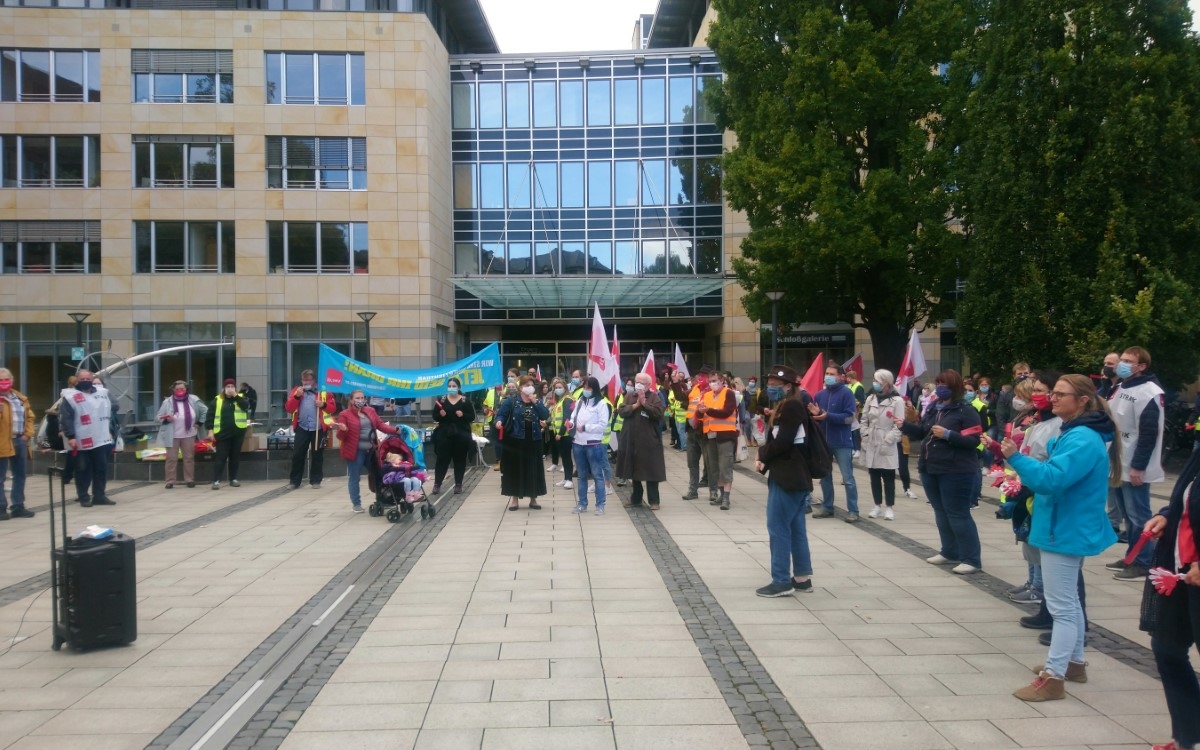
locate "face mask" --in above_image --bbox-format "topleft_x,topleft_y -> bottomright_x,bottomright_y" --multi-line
76,380 -> 93,391
508,376 -> 517,385
626,384 -> 635,394
174,389 -> 187,398
980,386 -> 990,394
696,377 -> 709,390
824,375 -> 838,388
747,382 -> 757,391
1102,365 -> 1116,379
1115,361 -> 1134,379
710,380 -> 724,391
766,385 -> 785,401
872,382 -> 883,393
353,398 -> 366,407
582,389 -> 593,399
554,387 -> 564,397
303,383 -> 313,391
635,383 -> 646,392
1031,393 -> 1052,411
446,386 -> 459,395
569,378 -> 580,389
964,391 -> 975,402
1011,397 -> 1028,411
0,379 -> 11,391
225,387 -> 236,397
521,385 -> 536,396
934,385 -> 952,401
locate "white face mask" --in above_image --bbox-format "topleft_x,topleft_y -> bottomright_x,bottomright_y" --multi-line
1012,397 -> 1028,411
521,385 -> 536,396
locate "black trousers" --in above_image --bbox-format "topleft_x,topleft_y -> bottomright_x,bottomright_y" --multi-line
897,444 -> 911,490
630,480 -> 660,506
434,436 -> 469,487
1153,582 -> 1200,748
212,431 -> 244,482
74,446 -> 109,502
289,428 -> 324,486
868,468 -> 897,507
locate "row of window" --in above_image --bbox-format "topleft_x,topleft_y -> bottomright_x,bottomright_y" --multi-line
454,238 -> 722,277
452,158 -> 722,210
450,76 -> 720,130
1,49 -> 365,105
0,221 -> 369,274
0,136 -> 367,189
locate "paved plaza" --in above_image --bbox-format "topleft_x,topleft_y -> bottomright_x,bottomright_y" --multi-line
0,448 -> 1183,750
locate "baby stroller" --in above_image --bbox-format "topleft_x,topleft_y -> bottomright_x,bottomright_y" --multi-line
367,433 -> 434,521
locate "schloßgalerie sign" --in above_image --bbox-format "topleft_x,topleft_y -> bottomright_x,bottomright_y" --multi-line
317,342 -> 502,398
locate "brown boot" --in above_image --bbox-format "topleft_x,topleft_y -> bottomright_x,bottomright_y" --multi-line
1013,672 -> 1065,702
1032,660 -> 1087,683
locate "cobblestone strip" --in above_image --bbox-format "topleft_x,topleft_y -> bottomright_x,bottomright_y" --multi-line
23,479 -> 154,514
733,464 -> 1167,681
614,484 -> 821,750
0,484 -> 296,609
149,468 -> 484,750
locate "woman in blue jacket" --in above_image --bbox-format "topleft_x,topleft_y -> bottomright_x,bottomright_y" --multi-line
1003,374 -> 1121,702
900,369 -> 983,574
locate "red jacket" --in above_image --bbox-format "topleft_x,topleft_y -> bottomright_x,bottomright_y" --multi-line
335,406 -> 397,461
284,387 -> 336,431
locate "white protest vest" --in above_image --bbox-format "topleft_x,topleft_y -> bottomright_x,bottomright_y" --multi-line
64,386 -> 114,451
1109,380 -> 1165,483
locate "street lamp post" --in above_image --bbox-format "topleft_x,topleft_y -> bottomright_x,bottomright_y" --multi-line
67,312 -> 91,359
764,291 -> 784,368
356,312 -> 376,364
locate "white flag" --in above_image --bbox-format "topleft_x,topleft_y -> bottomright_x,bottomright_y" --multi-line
588,304 -> 615,386
896,329 -> 928,398
673,344 -> 690,379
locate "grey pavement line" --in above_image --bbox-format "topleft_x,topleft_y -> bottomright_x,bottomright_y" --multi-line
19,478 -> 154,514
147,468 -> 484,750
732,463 -> 1166,681
0,483 -> 296,609
614,483 -> 822,750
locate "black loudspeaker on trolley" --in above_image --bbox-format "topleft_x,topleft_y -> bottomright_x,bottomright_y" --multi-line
48,466 -> 137,651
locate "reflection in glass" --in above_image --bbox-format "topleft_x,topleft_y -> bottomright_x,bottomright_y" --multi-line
696,157 -> 722,203
696,237 -> 721,274
668,158 -> 690,205
587,241 -> 612,275
534,242 -> 557,274
288,223 -> 318,271
481,242 -> 505,274
641,159 -> 665,206
451,82 -> 475,128
586,79 -> 610,126
614,79 -> 637,125
642,77 -> 664,125
560,80 -> 583,127
508,242 -> 531,274
696,75 -> 720,123
614,240 -> 638,275
669,76 -> 692,124
188,222 -> 219,271
561,241 -> 585,274
349,54 -> 364,105
265,53 -> 281,104
285,54 -> 314,103
317,54 -> 347,104
455,242 -> 479,274
453,163 -> 476,208
561,162 -> 584,208
505,81 -> 529,128
187,73 -> 216,102
86,50 -> 100,102
587,162 -> 610,207
533,81 -> 556,127
669,239 -> 693,274
155,222 -> 185,271
57,242 -> 85,272
507,163 -> 530,208
154,143 -> 184,185
21,137 -> 50,185
188,145 -> 217,186
643,240 -> 665,274
479,83 -> 503,128
153,73 -> 183,103
533,162 -> 557,208
20,51 -> 49,101
614,160 -> 638,207
480,163 -> 504,209
54,51 -> 84,100
55,136 -> 84,185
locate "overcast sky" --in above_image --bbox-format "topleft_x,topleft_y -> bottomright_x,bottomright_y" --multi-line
478,0 -> 1200,55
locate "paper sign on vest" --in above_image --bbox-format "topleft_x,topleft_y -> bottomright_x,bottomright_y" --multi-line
80,437 -> 93,449
80,414 -> 91,425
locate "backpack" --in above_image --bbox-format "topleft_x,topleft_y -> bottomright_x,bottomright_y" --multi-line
804,410 -> 834,479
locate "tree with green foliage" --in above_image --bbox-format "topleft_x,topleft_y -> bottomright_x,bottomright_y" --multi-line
946,0 -> 1200,390
708,0 -> 972,370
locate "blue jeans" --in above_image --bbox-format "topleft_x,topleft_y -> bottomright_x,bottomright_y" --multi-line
819,446 -> 858,514
1040,551 -> 1086,677
921,471 -> 981,568
1117,481 -> 1155,567
971,454 -> 983,502
678,426 -> 687,451
0,436 -> 28,510
767,478 -> 812,585
346,447 -> 370,507
573,443 -> 606,510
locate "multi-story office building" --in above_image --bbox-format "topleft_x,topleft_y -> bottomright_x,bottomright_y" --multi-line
0,0 -> 777,426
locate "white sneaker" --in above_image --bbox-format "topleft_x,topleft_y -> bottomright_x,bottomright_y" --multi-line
884,507 -> 895,521
903,488 -> 917,499
554,479 -> 566,486
952,563 -> 980,575
867,506 -> 882,519
926,554 -> 958,565
852,450 -> 861,459
563,480 -> 573,489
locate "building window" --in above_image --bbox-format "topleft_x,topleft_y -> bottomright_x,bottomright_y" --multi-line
131,50 -> 233,103
131,135 -> 233,188
266,136 -> 366,189
134,221 -> 235,273
265,52 -> 365,105
268,221 -> 368,273
0,221 -> 100,274
436,325 -> 448,365
1,134 -> 99,188
134,323 -> 235,423
0,49 -> 100,102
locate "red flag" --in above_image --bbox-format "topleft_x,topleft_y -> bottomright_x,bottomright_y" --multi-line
896,329 -> 928,396
673,344 -> 690,379
800,354 -> 825,396
609,326 -> 621,402
536,364 -> 543,382
642,350 -> 656,379
841,352 -> 863,380
588,304 -> 615,385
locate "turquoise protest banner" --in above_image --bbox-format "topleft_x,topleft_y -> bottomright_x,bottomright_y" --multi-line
317,342 -> 502,397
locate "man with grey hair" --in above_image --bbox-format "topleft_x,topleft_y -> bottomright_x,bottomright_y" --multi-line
0,367 -> 36,519
614,371 -> 667,509
60,369 -> 117,507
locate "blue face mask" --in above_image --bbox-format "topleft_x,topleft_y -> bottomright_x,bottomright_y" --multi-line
569,378 -> 580,390
980,385 -> 990,394
766,385 -> 785,401
447,386 -> 459,395
872,382 -> 883,392
554,387 -> 564,397
935,385 -> 952,401
964,391 -> 975,402
1115,361 -> 1134,379
824,375 -> 838,388
582,389 -> 593,399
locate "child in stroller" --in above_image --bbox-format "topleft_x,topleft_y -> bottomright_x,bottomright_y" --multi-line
369,434 -> 436,520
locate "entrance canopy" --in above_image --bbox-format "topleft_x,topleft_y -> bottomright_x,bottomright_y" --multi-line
452,276 -> 728,309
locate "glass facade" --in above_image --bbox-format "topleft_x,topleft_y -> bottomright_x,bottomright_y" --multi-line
450,52 -> 725,322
